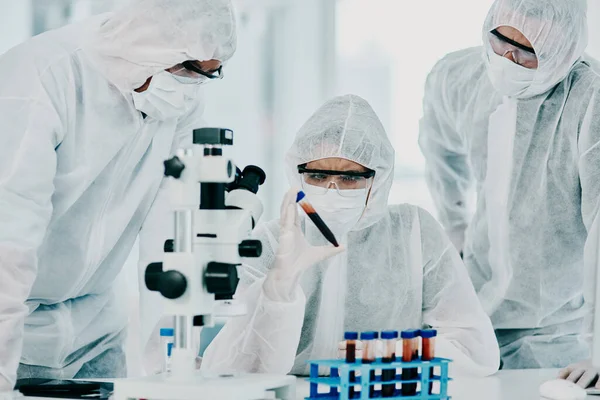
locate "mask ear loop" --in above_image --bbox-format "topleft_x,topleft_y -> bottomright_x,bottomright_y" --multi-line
501,50 -> 518,65
355,188 -> 370,224
356,176 -> 375,223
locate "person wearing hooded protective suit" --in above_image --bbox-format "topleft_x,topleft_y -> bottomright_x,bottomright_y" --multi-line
201,94 -> 500,377
419,0 -> 600,373
0,0 -> 236,390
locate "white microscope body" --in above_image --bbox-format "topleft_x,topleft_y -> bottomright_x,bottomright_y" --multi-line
114,128 -> 295,400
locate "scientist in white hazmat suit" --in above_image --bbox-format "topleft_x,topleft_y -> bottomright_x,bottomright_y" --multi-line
202,94 -> 500,376
0,0 -> 236,390
419,0 -> 600,384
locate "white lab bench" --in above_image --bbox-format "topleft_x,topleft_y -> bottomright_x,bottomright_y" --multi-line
19,369 -> 590,400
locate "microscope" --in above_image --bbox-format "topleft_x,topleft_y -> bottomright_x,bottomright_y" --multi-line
114,128 -> 295,400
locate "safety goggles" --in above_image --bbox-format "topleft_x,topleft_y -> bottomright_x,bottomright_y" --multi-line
297,164 -> 375,198
170,61 -> 224,84
489,29 -> 538,69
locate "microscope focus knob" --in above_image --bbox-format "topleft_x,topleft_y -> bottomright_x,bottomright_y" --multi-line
164,156 -> 185,179
239,240 -> 262,258
205,262 -> 239,295
158,271 -> 188,299
145,262 -> 187,299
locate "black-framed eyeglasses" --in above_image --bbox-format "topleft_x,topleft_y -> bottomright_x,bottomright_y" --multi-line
182,61 -> 224,80
490,29 -> 536,54
488,29 -> 538,69
297,165 -> 376,178
297,164 -> 376,197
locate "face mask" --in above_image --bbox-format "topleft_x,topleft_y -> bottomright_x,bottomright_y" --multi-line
303,185 -> 367,237
486,51 -> 536,98
132,71 -> 201,120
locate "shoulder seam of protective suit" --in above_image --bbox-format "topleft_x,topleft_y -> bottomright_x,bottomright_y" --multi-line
427,57 -> 454,103
415,206 -> 455,272
578,90 -> 600,161
29,47 -> 72,141
423,242 -> 454,275
37,48 -> 80,86
31,50 -> 79,136
0,94 -> 60,122
424,67 -> 454,133
22,90 -> 63,148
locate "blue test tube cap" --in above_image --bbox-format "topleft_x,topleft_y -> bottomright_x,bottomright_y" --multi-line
160,328 -> 174,337
400,329 -> 420,339
421,329 -> 438,338
296,191 -> 306,202
381,330 -> 399,340
344,331 -> 359,340
360,331 -> 377,340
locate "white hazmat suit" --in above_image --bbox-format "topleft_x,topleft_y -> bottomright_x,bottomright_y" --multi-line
419,0 -> 600,368
0,0 -> 236,390
202,94 -> 500,376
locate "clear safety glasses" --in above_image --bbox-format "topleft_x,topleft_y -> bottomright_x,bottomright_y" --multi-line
170,61 -> 224,84
489,29 -> 538,69
297,164 -> 375,198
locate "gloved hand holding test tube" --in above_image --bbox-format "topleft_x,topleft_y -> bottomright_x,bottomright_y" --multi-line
262,189 -> 344,302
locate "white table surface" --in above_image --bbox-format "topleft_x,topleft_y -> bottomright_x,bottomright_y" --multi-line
295,369 -> 593,400
17,369 -> 595,400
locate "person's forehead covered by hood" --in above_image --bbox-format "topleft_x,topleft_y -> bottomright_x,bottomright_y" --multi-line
483,0 -> 588,96
285,94 -> 395,230
86,0 -> 237,91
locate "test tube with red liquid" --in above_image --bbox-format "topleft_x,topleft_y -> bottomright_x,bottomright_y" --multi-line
296,191 -> 339,247
401,329 -> 419,396
360,331 -> 377,398
421,329 -> 438,394
344,331 -> 358,399
381,330 -> 398,397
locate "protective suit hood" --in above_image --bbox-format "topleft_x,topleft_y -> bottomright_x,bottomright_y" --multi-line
285,94 -> 395,231
83,0 -> 237,92
482,0 -> 588,98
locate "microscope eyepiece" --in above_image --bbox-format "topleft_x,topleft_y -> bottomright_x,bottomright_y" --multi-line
234,166 -> 266,194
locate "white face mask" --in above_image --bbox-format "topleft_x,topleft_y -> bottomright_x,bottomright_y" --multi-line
486,51 -> 536,98
303,185 -> 367,238
132,71 -> 201,120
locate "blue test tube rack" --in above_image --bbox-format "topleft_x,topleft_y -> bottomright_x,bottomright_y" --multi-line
305,358 -> 452,400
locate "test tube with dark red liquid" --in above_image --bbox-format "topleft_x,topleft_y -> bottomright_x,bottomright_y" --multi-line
421,329 -> 438,394
344,331 -> 358,399
296,191 -> 339,247
381,330 -> 398,397
401,330 -> 419,396
360,331 -> 376,398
